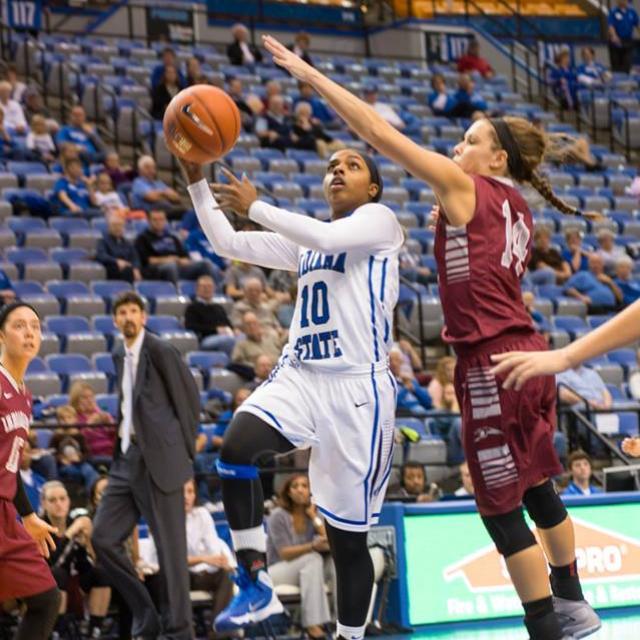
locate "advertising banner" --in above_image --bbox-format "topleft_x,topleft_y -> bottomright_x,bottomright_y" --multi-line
146,6 -> 194,44
404,502 -> 640,625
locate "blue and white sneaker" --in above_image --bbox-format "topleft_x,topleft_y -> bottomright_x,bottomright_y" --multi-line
214,567 -> 284,632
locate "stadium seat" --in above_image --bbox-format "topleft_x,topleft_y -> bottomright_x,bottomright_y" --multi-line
618,412 -> 639,436
95,393 -> 118,417
552,316 -> 588,340
45,315 -> 107,355
46,354 -> 108,393
208,368 -> 245,394
91,280 -> 133,310
26,373 -> 62,397
145,315 -> 181,333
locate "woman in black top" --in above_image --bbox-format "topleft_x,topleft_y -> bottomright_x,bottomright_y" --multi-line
151,64 -> 182,121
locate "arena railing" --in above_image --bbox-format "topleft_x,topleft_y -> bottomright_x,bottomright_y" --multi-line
608,97 -> 634,160
396,275 -> 427,371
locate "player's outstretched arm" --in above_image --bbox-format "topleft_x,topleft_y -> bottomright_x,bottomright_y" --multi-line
262,35 -> 476,227
212,168 -> 403,254
492,298 -> 640,390
181,160 -> 299,272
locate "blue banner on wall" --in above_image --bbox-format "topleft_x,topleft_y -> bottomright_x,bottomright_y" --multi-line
5,0 -> 42,30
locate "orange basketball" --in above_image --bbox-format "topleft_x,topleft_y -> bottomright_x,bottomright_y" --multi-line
162,85 -> 241,164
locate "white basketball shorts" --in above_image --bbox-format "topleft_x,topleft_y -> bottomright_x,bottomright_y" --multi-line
237,357 -> 397,532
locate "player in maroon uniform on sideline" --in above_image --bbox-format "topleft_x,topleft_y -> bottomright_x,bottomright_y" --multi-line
0,302 -> 60,639
263,37 -> 602,640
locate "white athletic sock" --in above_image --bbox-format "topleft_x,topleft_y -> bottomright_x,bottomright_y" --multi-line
230,525 -> 267,552
337,622 -> 366,640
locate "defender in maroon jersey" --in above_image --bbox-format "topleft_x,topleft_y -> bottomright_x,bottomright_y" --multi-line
0,302 -> 60,639
261,36 -> 601,640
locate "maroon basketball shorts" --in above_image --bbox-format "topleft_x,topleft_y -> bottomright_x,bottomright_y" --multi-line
0,499 -> 57,601
454,331 -> 564,516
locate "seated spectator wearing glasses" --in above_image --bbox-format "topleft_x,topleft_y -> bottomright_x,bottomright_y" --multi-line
136,209 -> 215,284
562,450 -> 602,496
266,474 -> 333,640
131,155 -> 182,215
184,275 -> 236,354
576,46 -> 611,87
227,23 -> 263,66
96,213 -> 142,283
53,158 -> 99,216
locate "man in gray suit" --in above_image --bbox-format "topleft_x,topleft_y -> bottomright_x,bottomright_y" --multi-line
92,291 -> 200,640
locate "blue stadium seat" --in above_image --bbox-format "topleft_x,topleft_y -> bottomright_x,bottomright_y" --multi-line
92,353 -> 115,378
187,351 -> 229,371
145,316 -> 181,333
46,316 -> 91,335
7,161 -> 49,185
607,349 -> 637,368
606,384 -> 626,400
552,316 -> 589,339
396,417 -> 429,437
26,357 -> 48,374
618,412 -> 639,436
47,281 -> 90,299
34,428 -> 53,449
7,217 -> 47,235
49,248 -> 88,264
537,284 -> 564,300
95,394 -> 118,417
91,280 -> 132,308
45,354 -> 92,376
178,280 -> 197,298
49,217 -> 91,237
587,315 -> 614,330
135,281 -> 177,299
13,281 -> 45,296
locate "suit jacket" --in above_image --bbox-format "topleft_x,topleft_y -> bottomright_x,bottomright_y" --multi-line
113,331 -> 199,493
227,40 -> 263,66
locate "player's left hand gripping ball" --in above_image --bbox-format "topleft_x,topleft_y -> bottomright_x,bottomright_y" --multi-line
211,167 -> 258,217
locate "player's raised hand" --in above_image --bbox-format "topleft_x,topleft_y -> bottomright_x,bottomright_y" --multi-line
490,348 -> 572,391
622,436 -> 640,457
262,35 -> 315,83
22,513 -> 57,558
211,167 -> 258,217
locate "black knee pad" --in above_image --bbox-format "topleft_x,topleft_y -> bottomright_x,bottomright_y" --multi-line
481,507 -> 537,558
523,480 -> 568,530
23,586 -> 61,613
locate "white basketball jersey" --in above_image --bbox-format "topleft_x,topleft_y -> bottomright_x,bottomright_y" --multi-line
282,204 -> 402,374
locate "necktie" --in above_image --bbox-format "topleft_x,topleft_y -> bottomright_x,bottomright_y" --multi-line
120,351 -> 134,454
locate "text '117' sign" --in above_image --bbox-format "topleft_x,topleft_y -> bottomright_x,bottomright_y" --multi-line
6,0 -> 42,30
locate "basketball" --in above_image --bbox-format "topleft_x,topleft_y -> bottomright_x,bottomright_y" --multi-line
162,85 -> 241,164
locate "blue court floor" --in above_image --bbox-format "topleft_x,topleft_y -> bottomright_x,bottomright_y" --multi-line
405,608 -> 640,638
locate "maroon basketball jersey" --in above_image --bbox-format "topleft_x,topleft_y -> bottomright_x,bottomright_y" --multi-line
434,175 -> 534,351
0,365 -> 32,501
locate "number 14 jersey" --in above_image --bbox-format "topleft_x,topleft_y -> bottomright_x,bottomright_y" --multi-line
434,175 -> 535,351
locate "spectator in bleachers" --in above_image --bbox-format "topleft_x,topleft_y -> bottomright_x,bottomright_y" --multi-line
563,253 -> 622,312
41,481 -> 111,640
255,95 -> 294,151
627,351 -> 640,399
53,142 -> 86,176
23,87 -> 58,132
135,209 -> 215,283
4,63 -> 27,103
0,106 -> 13,156
184,222 -> 227,274
386,461 -> 440,503
96,213 -> 142,283
427,74 -> 456,117
184,275 -> 236,354
454,461 -> 475,497
456,38 -> 494,79
390,349 -> 433,416
186,56 -> 203,87
55,105 -> 104,162
529,226 -> 571,284
595,228 -> 628,275
151,64 -> 182,121
0,80 -> 27,134
613,255 -> 640,306
50,405 -> 90,459
522,290 -> 551,336
261,80 -> 285,112
181,478 -> 235,616
249,354 -> 274,390
94,172 -> 127,216
289,32 -> 314,67
228,77 -> 256,133
292,101 -> 345,158
227,23 -> 263,66
231,312 -> 282,367
209,387 -> 252,445
55,435 -> 99,492
104,150 -> 135,189
151,47 -> 186,90
266,474 -> 333,640
231,277 -> 281,333
549,49 -> 578,111
563,450 -> 602,496
557,364 -> 612,410
427,356 -> 456,409
577,46 -> 611,87
131,155 -> 182,214
26,114 -> 56,163
608,0 -> 639,73
225,260 -> 269,300
363,86 -> 404,130
0,266 -> 15,307
69,381 -> 116,459
53,158 -> 99,216
20,435 -> 46,513
295,81 -> 336,126
451,74 -> 488,119
562,228 -> 591,274
267,268 -> 296,303
432,382 -> 464,465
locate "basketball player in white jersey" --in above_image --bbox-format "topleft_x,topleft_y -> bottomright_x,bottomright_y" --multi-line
181,149 -> 403,639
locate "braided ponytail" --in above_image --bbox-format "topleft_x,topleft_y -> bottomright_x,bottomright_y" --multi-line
528,170 -> 582,216
488,116 -> 583,217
